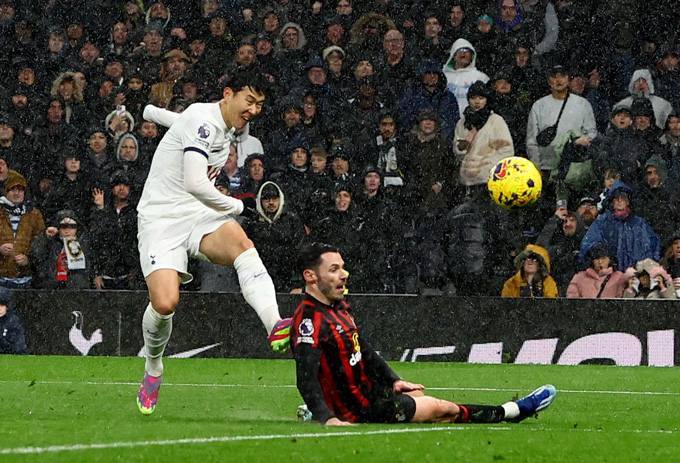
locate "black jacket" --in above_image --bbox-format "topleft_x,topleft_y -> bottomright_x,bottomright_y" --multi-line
89,202 -> 140,281
592,125 -> 649,186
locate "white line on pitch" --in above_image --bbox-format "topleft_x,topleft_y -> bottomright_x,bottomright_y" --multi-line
1,380 -> 679,396
1,426 -> 676,455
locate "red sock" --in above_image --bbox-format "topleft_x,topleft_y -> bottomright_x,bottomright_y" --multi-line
455,404 -> 469,423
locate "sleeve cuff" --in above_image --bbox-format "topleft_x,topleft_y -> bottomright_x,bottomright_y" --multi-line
183,147 -> 208,159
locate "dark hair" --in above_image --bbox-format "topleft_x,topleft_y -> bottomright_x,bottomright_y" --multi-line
223,66 -> 271,98
297,242 -> 340,274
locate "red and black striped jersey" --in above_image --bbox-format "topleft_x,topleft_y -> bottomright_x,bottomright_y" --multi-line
291,294 -> 399,423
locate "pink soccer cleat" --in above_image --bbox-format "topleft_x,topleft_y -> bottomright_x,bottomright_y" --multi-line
269,318 -> 292,353
136,373 -> 162,415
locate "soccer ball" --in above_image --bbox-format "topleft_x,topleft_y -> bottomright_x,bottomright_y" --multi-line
487,157 -> 542,210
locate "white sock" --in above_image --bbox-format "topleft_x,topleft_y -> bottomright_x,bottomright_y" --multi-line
142,302 -> 173,377
233,247 -> 281,335
502,401 -> 520,420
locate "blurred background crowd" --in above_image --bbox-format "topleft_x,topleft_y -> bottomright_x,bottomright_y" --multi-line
0,0 -> 679,303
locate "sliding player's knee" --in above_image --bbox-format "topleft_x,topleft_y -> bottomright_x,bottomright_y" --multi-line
415,396 -> 461,422
442,400 -> 460,417
430,397 -> 460,420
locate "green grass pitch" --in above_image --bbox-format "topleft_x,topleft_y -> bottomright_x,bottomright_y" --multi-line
1,356 -> 679,462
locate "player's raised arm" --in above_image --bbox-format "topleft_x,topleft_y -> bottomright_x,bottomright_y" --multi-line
143,104 -> 180,128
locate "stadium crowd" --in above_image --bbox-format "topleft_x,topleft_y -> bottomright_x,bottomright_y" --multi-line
0,0 -> 680,303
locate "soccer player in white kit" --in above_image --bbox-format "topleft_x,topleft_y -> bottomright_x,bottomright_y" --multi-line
136,68 -> 291,415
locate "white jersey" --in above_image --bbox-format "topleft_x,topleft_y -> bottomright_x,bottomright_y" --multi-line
138,102 -> 239,220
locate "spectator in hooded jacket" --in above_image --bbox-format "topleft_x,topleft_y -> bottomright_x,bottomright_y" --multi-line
580,180 -> 661,270
501,244 -> 558,297
0,170 -> 44,289
566,243 -> 633,299
442,38 -> 489,114
274,22 -> 309,92
103,133 -> 149,205
615,69 -> 673,130
243,181 -> 306,292
623,258 -> 676,299
0,287 -> 28,355
634,156 -> 680,247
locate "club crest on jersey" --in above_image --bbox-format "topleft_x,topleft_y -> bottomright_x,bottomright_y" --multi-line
198,123 -> 211,139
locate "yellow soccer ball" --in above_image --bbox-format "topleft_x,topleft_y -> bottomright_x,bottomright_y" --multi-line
487,157 -> 542,210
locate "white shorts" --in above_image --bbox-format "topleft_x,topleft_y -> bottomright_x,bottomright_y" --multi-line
138,209 -> 235,283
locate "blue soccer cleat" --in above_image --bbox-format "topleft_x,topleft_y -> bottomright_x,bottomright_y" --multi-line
513,384 -> 556,422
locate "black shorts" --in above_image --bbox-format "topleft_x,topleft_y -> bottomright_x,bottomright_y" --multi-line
358,385 -> 417,424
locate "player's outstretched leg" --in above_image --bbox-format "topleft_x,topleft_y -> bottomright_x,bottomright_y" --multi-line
200,223 -> 290,352
232,247 -> 291,352
508,384 -> 557,422
455,384 -> 556,424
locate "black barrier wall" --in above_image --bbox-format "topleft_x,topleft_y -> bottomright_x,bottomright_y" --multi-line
12,291 -> 680,366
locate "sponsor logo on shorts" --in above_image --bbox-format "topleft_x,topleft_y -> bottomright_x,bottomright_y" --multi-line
299,318 -> 314,336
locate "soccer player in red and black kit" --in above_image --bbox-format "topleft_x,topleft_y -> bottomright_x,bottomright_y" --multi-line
291,242 -> 557,426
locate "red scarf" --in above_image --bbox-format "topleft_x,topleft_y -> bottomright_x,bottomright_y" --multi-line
56,251 -> 68,281
613,206 -> 631,219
